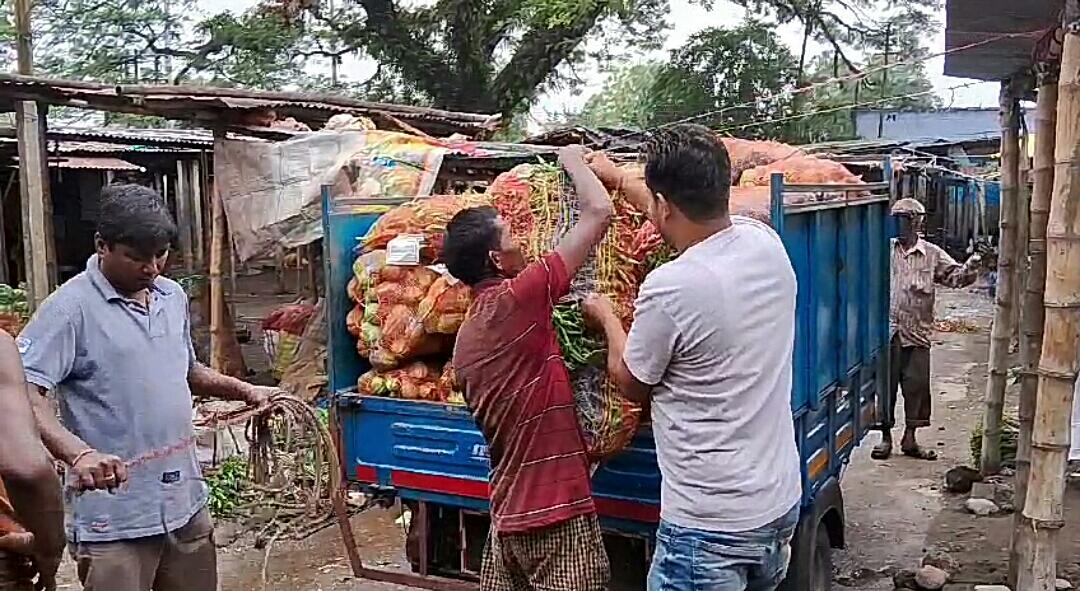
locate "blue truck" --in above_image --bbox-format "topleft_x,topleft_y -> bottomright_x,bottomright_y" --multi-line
324,159 -> 893,591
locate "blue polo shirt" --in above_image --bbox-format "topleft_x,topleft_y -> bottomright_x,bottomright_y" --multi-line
18,255 -> 207,542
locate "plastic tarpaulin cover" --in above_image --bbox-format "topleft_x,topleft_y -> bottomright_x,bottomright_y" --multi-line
215,130 -> 448,261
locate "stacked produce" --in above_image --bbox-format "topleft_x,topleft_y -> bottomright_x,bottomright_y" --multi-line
346,194 -> 494,406
0,284 -> 30,336
343,141 -> 867,459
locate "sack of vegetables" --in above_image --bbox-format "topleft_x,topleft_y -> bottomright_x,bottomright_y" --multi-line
357,361 -> 463,404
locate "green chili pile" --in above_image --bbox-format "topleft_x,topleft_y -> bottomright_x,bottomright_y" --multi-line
553,302 -> 605,372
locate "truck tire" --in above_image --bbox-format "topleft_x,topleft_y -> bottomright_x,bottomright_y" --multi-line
810,526 -> 832,591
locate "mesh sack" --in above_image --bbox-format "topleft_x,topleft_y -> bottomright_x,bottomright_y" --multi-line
375,303 -> 451,364
358,361 -> 447,402
346,305 -> 364,339
490,163 -> 643,460
363,194 -> 491,260
374,265 -> 439,308
739,154 -> 863,187
417,274 -> 473,334
720,138 -> 804,181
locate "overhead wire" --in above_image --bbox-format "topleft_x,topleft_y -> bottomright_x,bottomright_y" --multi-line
590,27 -> 1051,152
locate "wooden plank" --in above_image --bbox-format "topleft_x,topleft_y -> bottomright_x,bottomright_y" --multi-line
175,159 -> 193,270
191,159 -> 205,268
16,101 -> 52,308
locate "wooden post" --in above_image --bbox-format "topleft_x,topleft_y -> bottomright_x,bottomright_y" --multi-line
980,81 -> 1023,475
210,131 -> 229,373
1019,4 -> 1080,589
175,159 -> 193,271
14,0 -> 54,306
209,131 -> 247,377
191,159 -> 205,268
1010,73 -> 1058,590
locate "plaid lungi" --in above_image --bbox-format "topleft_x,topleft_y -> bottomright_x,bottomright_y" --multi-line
481,514 -> 609,591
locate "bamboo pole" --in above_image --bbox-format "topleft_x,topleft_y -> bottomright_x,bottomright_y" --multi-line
1010,75 -> 1058,590
1018,6 -> 1080,589
980,82 -> 1023,475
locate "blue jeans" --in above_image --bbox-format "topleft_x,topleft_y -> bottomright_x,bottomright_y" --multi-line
648,504 -> 800,591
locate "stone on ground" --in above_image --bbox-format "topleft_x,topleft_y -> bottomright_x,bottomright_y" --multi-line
973,586 -> 1011,591
915,565 -> 949,590
945,466 -> 982,494
964,497 -> 1000,516
922,550 -> 960,574
1057,579 -> 1074,590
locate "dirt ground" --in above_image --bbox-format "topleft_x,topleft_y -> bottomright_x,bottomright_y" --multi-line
50,286 -> 1080,590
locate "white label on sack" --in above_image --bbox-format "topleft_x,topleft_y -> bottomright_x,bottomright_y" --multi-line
425,263 -> 461,285
386,235 -> 423,266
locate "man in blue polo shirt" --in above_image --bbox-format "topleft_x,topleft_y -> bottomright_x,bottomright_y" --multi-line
18,184 -> 274,591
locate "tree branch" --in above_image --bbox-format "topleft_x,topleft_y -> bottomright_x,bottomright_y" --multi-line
489,1 -> 607,115
356,0 -> 458,103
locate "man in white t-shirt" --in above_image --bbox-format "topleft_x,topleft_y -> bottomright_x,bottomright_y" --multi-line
584,125 -> 802,591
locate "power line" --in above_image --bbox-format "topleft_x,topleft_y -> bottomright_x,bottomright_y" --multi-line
707,81 -> 982,136
592,27 -> 1050,151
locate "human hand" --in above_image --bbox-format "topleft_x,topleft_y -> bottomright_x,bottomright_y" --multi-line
0,530 -> 34,554
558,144 -> 588,169
243,385 -> 279,409
581,294 -> 617,332
583,151 -> 623,190
69,449 -> 127,493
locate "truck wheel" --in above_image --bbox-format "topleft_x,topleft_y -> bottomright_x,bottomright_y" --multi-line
810,526 -> 833,591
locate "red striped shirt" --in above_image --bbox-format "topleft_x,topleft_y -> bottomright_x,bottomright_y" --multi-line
453,253 -> 595,534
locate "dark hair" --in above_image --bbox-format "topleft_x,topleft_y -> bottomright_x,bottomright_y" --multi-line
443,206 -> 500,286
643,124 -> 731,222
97,184 -> 178,254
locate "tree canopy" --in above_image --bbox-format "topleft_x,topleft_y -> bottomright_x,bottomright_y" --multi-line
575,20 -> 797,136
1,0 -> 680,116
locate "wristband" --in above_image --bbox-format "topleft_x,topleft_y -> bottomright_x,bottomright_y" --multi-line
68,448 -> 95,467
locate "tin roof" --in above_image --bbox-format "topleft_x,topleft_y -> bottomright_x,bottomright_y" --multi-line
944,0 -> 1063,82
0,74 -> 501,138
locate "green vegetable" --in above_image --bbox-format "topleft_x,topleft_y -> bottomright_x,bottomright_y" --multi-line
970,412 -> 1019,470
205,456 -> 248,518
363,303 -> 379,323
361,323 -> 381,347
552,302 -> 604,373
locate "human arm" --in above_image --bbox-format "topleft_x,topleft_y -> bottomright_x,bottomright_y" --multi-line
932,245 -> 981,288
19,303 -> 128,494
187,362 -> 273,406
554,146 -> 614,276
582,295 -> 652,406
0,332 -> 63,591
585,151 -> 654,214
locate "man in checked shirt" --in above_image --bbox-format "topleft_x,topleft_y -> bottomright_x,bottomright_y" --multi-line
873,198 -> 985,461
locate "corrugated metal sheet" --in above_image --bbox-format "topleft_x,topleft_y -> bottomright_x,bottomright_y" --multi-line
944,0 -> 1062,81
49,156 -> 144,171
0,74 -> 501,138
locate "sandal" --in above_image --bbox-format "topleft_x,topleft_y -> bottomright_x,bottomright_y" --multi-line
901,446 -> 938,461
871,442 -> 892,460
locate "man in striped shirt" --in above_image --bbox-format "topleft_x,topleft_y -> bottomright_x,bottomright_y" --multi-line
445,146 -> 613,591
874,198 -> 983,461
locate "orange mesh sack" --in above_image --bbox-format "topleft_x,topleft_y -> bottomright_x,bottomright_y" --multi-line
417,273 -> 473,334
358,361 -> 453,402
374,303 -> 451,366
721,137 -> 804,181
363,194 -> 491,261
739,154 -> 863,187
